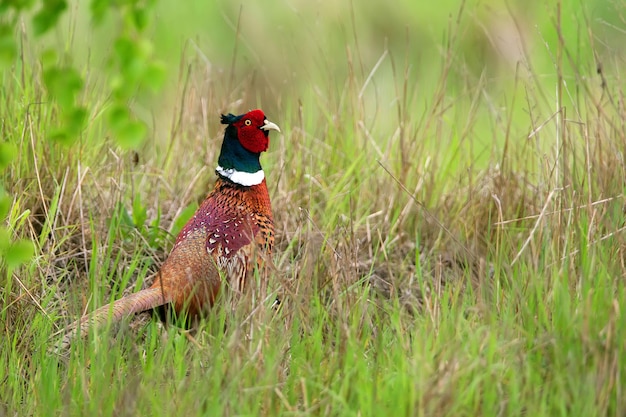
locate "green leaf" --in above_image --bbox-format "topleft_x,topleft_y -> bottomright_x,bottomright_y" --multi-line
63,106 -> 87,135
137,39 -> 153,58
40,48 -> 58,67
43,66 -> 83,109
32,0 -> 67,36
114,37 -> 150,83
47,128 -> 74,146
4,239 -> 34,268
114,37 -> 137,68
108,103 -> 147,148
90,0 -> 109,25
0,142 -> 17,171
0,228 -> 10,252
116,120 -> 147,149
107,104 -> 131,131
132,6 -> 148,30
143,61 -> 166,92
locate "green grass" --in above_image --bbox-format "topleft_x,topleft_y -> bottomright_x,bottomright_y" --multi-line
2,0 -> 626,415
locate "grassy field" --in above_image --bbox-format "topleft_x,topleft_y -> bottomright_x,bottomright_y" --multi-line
2,0 -> 626,415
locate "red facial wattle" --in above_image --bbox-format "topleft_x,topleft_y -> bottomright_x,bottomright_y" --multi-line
238,125 -> 269,153
235,109 -> 280,154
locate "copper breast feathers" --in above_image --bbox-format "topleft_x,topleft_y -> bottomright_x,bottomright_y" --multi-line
174,178 -> 274,291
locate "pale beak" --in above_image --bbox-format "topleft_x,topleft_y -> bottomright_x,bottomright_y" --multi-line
260,119 -> 281,133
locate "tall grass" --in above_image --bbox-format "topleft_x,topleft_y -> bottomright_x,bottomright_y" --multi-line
2,0 -> 626,415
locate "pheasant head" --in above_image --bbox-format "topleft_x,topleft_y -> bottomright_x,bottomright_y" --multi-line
217,109 -> 280,186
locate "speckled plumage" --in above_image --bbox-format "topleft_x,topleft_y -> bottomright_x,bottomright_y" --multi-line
57,109 -> 279,351
155,176 -> 274,317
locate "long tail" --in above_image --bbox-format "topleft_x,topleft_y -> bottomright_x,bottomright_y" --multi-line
55,287 -> 171,353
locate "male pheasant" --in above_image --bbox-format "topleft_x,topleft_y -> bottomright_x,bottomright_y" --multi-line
58,109 -> 280,349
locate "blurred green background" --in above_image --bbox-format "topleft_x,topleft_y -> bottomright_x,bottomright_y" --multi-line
43,0 -> 625,146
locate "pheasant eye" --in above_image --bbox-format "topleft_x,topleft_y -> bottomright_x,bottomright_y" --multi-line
244,119 -> 251,126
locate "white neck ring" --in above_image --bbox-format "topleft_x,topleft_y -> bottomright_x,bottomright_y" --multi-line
216,165 -> 264,186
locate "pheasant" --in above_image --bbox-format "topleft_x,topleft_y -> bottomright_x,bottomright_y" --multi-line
58,109 -> 280,350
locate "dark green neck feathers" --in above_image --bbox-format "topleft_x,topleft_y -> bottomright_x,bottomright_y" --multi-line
217,124 -> 262,174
